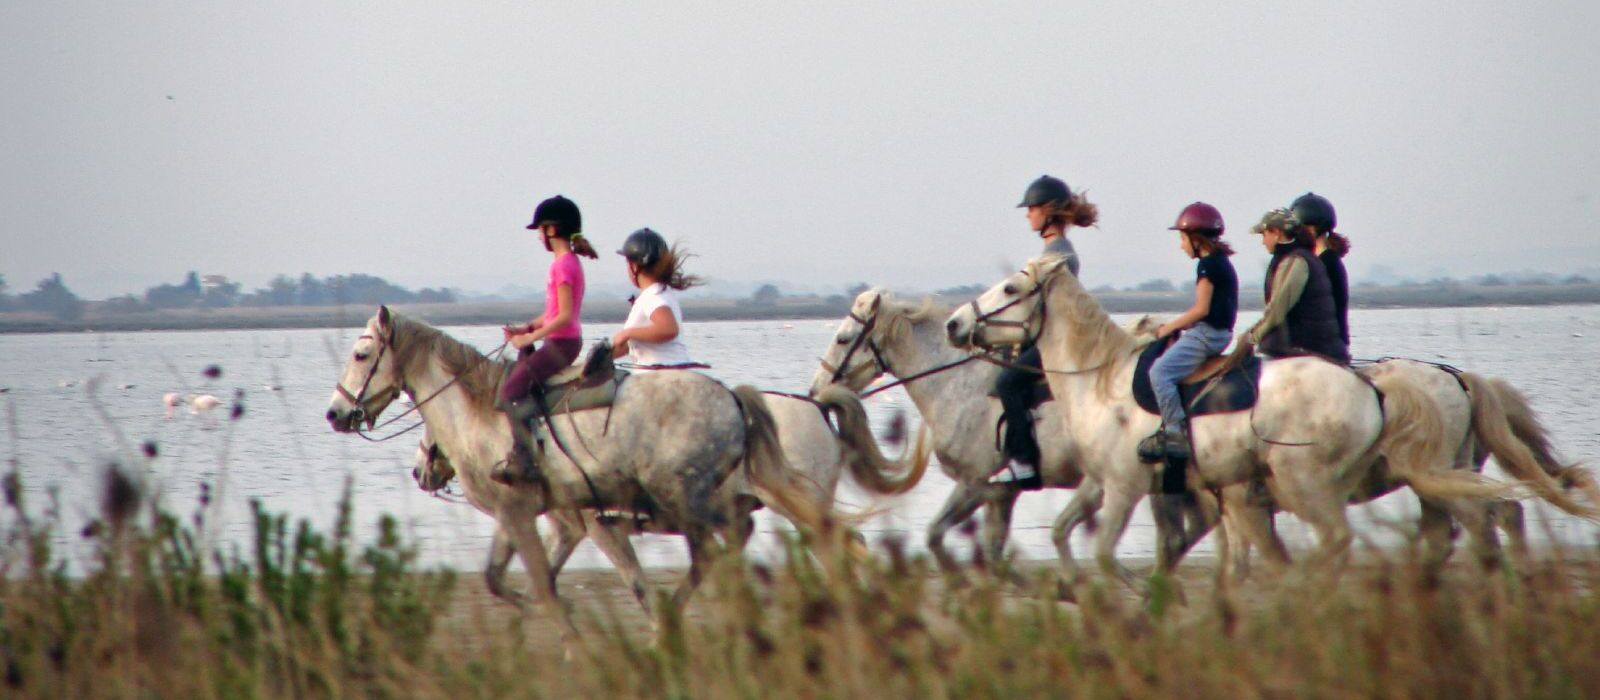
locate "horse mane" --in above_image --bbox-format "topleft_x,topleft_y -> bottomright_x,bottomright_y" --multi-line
1034,259 -> 1141,394
875,292 -> 948,346
389,314 -> 510,414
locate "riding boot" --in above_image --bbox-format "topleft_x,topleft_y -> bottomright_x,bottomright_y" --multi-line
996,414 -> 1044,490
495,395 -> 544,485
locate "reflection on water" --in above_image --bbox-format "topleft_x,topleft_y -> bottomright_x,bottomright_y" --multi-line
1,305 -> 1596,573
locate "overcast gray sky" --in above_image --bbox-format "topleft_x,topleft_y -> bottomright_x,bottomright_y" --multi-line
3,1 -> 1597,300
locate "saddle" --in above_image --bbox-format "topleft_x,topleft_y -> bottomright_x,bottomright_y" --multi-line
538,341 -> 629,416
1131,337 -> 1262,417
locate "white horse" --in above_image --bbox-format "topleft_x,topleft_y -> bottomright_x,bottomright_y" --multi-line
410,387 -> 930,613
945,257 -> 1515,590
1210,358 -> 1600,580
327,308 -> 922,640
807,290 -> 1216,577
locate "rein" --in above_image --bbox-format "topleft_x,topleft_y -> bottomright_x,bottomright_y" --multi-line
819,309 -> 894,386
342,328 -> 510,442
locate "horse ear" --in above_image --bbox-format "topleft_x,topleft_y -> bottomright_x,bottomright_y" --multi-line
377,305 -> 392,330
869,294 -> 882,312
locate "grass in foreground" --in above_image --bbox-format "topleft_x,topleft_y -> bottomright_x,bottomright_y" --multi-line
4,466 -> 1600,699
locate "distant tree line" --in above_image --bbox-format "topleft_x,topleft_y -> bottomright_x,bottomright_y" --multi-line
0,272 -> 454,320
0,273 -> 87,320
97,272 -> 457,312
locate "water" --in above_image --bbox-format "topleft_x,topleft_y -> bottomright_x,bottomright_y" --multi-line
2,305 -> 1597,574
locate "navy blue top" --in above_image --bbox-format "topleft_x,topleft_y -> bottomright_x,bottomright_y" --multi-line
1196,252 -> 1238,331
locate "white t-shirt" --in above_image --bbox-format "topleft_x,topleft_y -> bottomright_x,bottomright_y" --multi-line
622,283 -> 694,367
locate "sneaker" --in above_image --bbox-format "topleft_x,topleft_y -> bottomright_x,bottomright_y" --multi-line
989,464 -> 1043,491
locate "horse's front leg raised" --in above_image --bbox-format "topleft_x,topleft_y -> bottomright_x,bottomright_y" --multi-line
484,527 -> 527,608
1051,479 -> 1102,590
925,481 -> 993,578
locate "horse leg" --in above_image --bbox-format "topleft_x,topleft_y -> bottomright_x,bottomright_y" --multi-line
1416,498 -> 1458,573
926,483 -> 992,578
1493,500 -> 1529,565
672,530 -> 723,608
580,512 -> 656,621
1051,480 -> 1102,594
497,508 -> 581,654
544,510 -> 590,591
982,489 -> 1021,577
1429,495 -> 1504,572
1220,483 -> 1287,581
1090,481 -> 1143,593
484,527 -> 528,608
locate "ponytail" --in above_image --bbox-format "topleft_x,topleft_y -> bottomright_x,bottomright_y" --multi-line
649,243 -> 704,290
1047,192 -> 1099,229
566,233 -> 599,259
1323,232 -> 1351,258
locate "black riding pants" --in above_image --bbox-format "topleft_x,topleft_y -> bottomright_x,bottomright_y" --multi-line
994,345 -> 1043,467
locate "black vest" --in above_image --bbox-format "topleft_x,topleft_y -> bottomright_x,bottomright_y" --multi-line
1260,247 -> 1349,363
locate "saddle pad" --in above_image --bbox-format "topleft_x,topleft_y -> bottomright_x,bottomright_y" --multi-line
1131,341 -> 1261,417
542,370 -> 630,416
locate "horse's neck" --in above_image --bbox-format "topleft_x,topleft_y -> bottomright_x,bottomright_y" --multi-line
408,356 -> 506,462
1034,274 -> 1137,415
888,316 -> 1003,470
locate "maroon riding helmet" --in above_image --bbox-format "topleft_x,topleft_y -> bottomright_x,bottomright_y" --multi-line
1169,202 -> 1225,236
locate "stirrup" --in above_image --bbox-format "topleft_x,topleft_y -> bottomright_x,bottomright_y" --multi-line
1136,432 -> 1168,463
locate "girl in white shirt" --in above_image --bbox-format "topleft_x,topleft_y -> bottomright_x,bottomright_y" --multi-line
611,228 -> 703,368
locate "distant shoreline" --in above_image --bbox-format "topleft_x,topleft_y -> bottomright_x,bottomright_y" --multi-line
2,282 -> 1598,334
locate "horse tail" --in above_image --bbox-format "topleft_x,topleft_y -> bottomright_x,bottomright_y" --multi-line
1363,363 -> 1451,479
731,385 -> 836,538
1458,372 -> 1600,521
811,385 -> 932,496
1365,367 -> 1521,504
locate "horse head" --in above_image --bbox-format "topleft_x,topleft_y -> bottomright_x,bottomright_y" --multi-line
945,256 -> 1066,350
326,306 -> 408,433
412,436 -> 455,493
811,289 -> 889,396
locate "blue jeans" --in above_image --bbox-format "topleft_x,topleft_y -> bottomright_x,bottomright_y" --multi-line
1150,324 -> 1234,430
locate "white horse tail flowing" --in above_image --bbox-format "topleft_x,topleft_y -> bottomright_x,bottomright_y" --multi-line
1373,370 -> 1520,503
812,385 -> 932,496
1458,372 -> 1600,521
732,385 -> 834,536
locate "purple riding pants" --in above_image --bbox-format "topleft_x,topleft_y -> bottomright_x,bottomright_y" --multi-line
500,337 -> 583,404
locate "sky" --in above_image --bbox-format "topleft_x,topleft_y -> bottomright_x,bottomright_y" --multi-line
3,1 -> 1598,300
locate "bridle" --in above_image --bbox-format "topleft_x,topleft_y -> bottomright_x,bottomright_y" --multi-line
335,323 -> 402,430
966,268 -> 1051,352
334,321 -> 508,442
820,305 -> 894,386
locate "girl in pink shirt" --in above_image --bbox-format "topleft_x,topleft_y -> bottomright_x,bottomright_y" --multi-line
497,194 -> 597,482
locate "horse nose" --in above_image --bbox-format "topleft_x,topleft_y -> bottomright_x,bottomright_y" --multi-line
946,318 -> 964,342
326,408 -> 338,423
411,466 -> 420,481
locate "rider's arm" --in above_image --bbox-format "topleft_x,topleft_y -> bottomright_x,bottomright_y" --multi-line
1245,256 -> 1308,345
515,284 -> 573,348
612,306 -> 679,357
1156,278 -> 1213,338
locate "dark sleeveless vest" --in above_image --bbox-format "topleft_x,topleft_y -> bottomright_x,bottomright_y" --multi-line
1260,247 -> 1349,363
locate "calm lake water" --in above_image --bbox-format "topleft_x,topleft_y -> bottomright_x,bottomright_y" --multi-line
2,305 -> 1597,573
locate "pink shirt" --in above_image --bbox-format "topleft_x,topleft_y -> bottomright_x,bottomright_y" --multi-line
541,253 -> 584,340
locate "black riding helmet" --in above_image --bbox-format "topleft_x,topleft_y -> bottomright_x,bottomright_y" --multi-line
1018,175 -> 1072,208
527,195 -> 582,237
618,228 -> 669,270
1290,192 -> 1337,234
